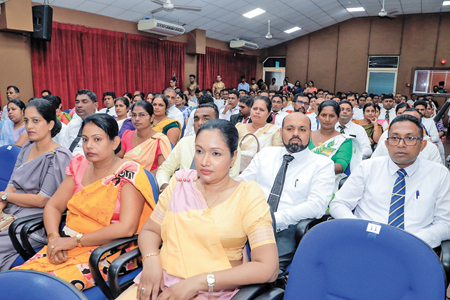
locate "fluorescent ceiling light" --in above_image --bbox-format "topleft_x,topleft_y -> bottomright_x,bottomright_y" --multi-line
347,7 -> 365,12
443,1 -> 450,6
284,26 -> 301,34
243,8 -> 265,19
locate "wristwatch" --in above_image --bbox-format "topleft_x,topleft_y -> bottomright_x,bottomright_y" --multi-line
1,192 -> 9,202
75,232 -> 84,248
206,273 -> 215,292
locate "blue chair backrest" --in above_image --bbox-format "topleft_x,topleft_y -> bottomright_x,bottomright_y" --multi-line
0,145 -> 21,191
0,270 -> 87,299
284,219 -> 445,300
144,169 -> 159,203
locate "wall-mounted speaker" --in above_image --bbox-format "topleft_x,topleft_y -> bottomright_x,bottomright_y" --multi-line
32,5 -> 53,41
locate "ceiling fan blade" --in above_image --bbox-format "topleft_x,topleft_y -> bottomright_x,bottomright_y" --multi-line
151,7 -> 165,14
152,0 -> 165,5
387,10 -> 399,15
173,5 -> 202,11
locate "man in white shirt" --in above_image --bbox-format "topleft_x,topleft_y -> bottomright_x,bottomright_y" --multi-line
372,108 -> 443,164
98,91 -> 117,118
271,94 -> 288,126
219,90 -> 239,121
237,76 -> 250,92
164,88 -> 184,129
230,96 -> 253,125
214,89 -> 228,110
352,95 -> 366,120
157,102 -> 241,192
413,100 -> 439,143
281,95 -> 294,113
60,89 -> 98,156
331,114 -> 450,248
285,77 -> 294,89
183,94 -> 216,137
239,112 -> 335,280
2,85 -> 21,122
293,93 -> 310,114
336,101 -> 372,159
379,95 -> 396,124
307,97 -> 324,131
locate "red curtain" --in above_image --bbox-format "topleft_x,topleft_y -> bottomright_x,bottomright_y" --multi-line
198,47 -> 257,91
31,22 -> 185,110
126,35 -> 184,94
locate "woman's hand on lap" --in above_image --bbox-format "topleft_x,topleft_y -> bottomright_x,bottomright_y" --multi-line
157,277 -> 200,300
137,258 -> 165,300
48,237 -> 77,261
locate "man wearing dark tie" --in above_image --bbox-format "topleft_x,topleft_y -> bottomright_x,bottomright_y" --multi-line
238,112 -> 335,283
330,114 -> 450,248
230,96 -> 253,125
270,94 -> 288,126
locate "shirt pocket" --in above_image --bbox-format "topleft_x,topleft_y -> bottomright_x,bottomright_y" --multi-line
409,191 -> 434,224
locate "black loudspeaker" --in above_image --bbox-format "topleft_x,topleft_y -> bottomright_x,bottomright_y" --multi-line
32,5 -> 53,41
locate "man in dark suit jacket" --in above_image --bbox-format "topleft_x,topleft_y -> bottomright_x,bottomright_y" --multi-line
230,96 -> 253,125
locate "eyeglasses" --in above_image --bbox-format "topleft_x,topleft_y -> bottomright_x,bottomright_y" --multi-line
386,136 -> 422,146
131,113 -> 149,118
295,101 -> 309,105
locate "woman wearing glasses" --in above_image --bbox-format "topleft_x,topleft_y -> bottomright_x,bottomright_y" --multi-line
118,101 -> 172,174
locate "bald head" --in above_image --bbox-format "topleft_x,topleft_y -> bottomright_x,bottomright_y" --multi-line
281,112 -> 311,153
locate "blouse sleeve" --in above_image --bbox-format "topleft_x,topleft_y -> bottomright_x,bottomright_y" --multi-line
332,138 -> 352,171
150,174 -> 177,225
40,150 -> 72,198
271,128 -> 283,146
121,130 -> 133,153
242,181 -> 276,249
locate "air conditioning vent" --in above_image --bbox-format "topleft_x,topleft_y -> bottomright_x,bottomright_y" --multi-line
138,19 -> 185,37
230,40 -> 259,50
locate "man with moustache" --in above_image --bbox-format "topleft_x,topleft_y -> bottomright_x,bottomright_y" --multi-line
230,96 -> 253,125
238,112 -> 335,285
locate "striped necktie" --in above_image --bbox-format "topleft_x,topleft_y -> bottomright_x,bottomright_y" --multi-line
267,154 -> 294,212
338,125 -> 345,134
385,110 -> 390,122
388,169 -> 407,229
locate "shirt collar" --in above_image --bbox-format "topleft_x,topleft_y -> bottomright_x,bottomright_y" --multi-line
282,146 -> 310,161
387,156 -> 419,177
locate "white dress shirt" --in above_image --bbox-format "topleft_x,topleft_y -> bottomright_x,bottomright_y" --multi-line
238,146 -> 335,231
307,112 -> 320,131
371,129 -> 443,164
1,105 -> 9,122
214,99 -> 227,110
272,110 -> 289,127
59,116 -> 85,156
219,106 -> 239,121
353,107 -> 364,120
98,106 -> 117,118
422,117 -> 439,143
167,105 -> 185,129
335,121 -> 372,159
282,104 -> 294,113
330,156 -> 450,248
379,107 -> 396,123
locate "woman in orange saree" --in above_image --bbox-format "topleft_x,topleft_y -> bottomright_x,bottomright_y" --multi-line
18,114 -> 156,291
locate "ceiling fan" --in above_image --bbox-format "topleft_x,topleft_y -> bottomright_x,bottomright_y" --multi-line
378,0 -> 399,18
256,20 -> 284,41
150,0 -> 202,14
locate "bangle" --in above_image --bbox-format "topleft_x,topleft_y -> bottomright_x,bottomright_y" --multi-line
142,253 -> 159,262
47,232 -> 60,240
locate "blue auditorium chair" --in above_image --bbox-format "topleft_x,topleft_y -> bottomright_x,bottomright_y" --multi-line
0,145 -> 21,191
0,270 -> 87,299
263,219 -> 446,300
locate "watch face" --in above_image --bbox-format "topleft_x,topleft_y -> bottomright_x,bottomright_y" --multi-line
206,274 -> 215,285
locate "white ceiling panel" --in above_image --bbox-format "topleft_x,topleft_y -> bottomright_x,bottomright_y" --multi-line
45,0 -> 448,49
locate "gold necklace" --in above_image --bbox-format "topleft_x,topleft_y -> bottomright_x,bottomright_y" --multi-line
94,157 -> 117,180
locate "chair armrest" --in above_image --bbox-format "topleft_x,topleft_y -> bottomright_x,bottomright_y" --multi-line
20,216 -> 45,259
231,283 -> 272,300
295,214 -> 332,246
89,235 -> 138,300
440,239 -> 450,287
253,288 -> 284,300
8,213 -> 44,261
107,247 -> 142,299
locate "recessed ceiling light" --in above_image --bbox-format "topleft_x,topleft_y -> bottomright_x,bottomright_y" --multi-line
443,1 -> 450,6
347,7 -> 365,12
243,8 -> 265,19
284,26 -> 301,34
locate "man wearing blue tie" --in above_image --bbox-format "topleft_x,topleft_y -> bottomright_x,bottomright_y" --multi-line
330,114 -> 450,248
